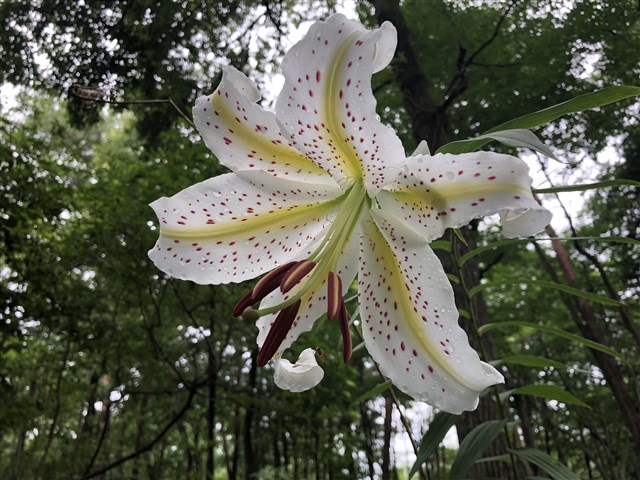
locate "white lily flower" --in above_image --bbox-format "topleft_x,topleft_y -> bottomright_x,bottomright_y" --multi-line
148,13 -> 551,414
274,348 -> 324,393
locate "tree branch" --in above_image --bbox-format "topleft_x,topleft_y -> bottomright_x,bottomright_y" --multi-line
81,387 -> 197,480
70,85 -> 196,130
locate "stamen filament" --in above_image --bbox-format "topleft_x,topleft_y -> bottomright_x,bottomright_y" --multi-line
256,180 -> 368,317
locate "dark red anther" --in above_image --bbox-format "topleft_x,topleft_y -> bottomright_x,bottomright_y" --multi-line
280,260 -> 316,293
251,261 -> 296,300
257,299 -> 302,367
327,271 -> 343,321
232,289 -> 256,317
338,303 -> 352,363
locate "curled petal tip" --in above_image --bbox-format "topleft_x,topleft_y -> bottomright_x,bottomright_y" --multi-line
274,348 -> 324,393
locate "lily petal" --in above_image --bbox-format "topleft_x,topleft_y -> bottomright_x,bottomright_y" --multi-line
193,66 -> 332,184
274,348 -> 324,392
377,152 -> 551,241
256,228 -> 360,353
148,170 -> 343,284
359,209 -> 503,414
275,13 -> 405,195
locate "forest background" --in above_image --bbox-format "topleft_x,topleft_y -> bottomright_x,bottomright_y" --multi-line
1,0 -> 639,479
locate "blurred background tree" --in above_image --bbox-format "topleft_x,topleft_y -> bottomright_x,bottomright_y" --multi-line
1,0 -> 638,479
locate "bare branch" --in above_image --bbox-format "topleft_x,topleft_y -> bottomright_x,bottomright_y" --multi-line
70,85 -> 196,130
441,0 -> 518,110
81,387 -> 197,480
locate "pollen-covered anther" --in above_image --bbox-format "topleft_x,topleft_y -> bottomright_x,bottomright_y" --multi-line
327,271 -> 343,321
232,289 -> 256,317
280,260 -> 317,293
257,299 -> 302,367
338,303 -> 352,363
251,261 -> 297,300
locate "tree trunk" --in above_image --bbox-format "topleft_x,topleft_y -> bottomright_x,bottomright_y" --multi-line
371,1 -> 513,477
243,348 -> 259,479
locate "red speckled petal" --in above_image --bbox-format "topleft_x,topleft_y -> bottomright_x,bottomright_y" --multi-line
377,152 -> 551,241
275,13 -> 405,195
256,227 -> 360,353
359,209 -> 503,414
193,66 -> 332,184
148,170 -> 343,285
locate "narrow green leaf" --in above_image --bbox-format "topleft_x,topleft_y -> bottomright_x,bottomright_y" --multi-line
534,179 -> 640,194
458,308 -> 471,320
500,355 -> 567,370
509,448 -> 580,480
442,129 -> 558,159
449,419 -> 508,479
459,236 -> 638,265
409,412 -> 459,479
453,227 -> 468,246
530,280 -> 620,306
501,384 -> 589,408
446,273 -> 460,284
430,240 -> 452,252
478,321 -> 623,360
353,380 -> 392,404
468,281 -> 492,298
437,86 -> 640,154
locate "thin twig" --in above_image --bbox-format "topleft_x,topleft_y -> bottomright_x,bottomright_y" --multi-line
70,85 -> 196,129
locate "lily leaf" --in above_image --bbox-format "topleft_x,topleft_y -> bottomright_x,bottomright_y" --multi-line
437,85 -> 640,154
500,384 -> 589,408
448,128 -> 558,159
509,448 -> 580,480
479,320 -> 623,360
409,412 -> 459,479
534,179 -> 640,194
459,236 -> 639,265
498,355 -> 567,370
449,419 -> 508,480
470,279 -> 620,306
353,380 -> 392,404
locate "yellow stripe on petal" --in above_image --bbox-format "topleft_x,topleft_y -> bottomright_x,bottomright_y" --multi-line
211,92 -> 326,177
365,219 -> 470,387
322,32 -> 364,180
359,209 -> 502,413
160,197 -> 341,241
